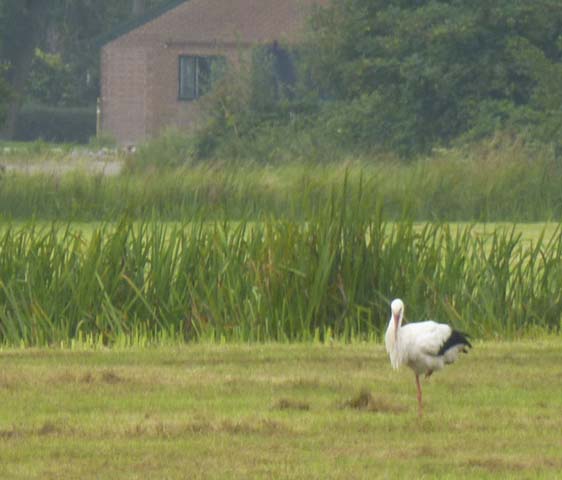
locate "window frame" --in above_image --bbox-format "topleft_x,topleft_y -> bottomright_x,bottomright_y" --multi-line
178,55 -> 225,101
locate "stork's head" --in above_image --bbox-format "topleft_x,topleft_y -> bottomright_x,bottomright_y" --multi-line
390,298 -> 404,340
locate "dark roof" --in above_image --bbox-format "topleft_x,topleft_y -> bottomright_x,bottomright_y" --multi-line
97,0 -> 187,47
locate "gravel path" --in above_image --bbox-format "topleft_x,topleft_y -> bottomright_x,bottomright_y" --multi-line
2,159 -> 124,176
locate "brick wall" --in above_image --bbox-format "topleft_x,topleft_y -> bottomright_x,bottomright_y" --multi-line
101,0 -> 327,145
101,46 -> 148,145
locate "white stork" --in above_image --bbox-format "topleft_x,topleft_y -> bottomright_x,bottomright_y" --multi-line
385,298 -> 472,416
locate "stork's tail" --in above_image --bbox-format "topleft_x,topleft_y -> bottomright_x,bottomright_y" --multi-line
438,330 -> 472,356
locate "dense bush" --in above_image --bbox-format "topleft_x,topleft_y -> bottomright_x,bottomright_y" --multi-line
0,82 -> 9,127
188,43 -> 321,162
304,0 -> 562,156
190,0 -> 562,160
27,49 -> 82,107
132,129 -> 198,171
0,42 -> 11,127
14,104 -> 96,143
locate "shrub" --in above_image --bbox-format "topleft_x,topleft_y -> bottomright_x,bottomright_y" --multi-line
130,129 -> 197,172
14,104 -> 96,143
0,71 -> 11,128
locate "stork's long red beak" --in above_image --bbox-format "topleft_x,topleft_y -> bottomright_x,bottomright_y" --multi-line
393,313 -> 400,341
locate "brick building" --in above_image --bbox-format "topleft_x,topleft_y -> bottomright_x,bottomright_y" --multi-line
100,0 -> 325,146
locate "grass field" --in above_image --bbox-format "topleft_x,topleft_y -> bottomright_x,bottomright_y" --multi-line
1,141 -> 562,477
1,341 -> 561,479
2,142 -> 562,222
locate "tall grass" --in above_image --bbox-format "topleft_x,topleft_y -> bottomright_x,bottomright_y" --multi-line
1,138 -> 562,221
0,208 -> 561,346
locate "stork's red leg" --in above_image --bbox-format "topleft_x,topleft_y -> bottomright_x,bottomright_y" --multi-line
415,374 -> 423,417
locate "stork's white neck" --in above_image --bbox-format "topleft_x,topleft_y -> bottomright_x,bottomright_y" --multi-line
385,313 -> 403,369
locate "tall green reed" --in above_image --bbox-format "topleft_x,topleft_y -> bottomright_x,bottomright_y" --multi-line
0,207 -> 561,346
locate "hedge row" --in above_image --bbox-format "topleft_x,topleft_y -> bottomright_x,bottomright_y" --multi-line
14,104 -> 96,144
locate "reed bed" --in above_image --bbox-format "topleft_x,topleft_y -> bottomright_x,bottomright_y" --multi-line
1,140 -> 562,221
0,207 -> 561,346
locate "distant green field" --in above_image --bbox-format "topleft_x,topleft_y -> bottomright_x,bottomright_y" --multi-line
1,220 -> 558,240
469,222 -> 560,241
0,342 -> 561,479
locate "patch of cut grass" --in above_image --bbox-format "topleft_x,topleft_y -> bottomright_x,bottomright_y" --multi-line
341,388 -> 406,414
272,398 -> 311,411
0,342 -> 561,478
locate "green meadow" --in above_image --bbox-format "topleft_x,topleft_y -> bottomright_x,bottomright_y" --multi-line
1,342 -> 561,479
1,142 -> 562,478
1,142 -> 562,344
1,138 -> 562,222
1,0 -> 562,473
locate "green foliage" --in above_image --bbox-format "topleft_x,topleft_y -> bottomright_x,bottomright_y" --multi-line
195,0 -> 562,159
0,0 -> 172,111
27,49 -> 80,106
192,43 -> 322,162
0,215 -> 561,346
1,139 -> 561,221
248,43 -> 300,113
0,64 -> 10,126
301,0 -> 562,156
179,59 -> 253,160
1,343 -> 562,478
132,129 -> 197,171
14,104 -> 95,143
0,10 -> 12,126
88,133 -> 117,150
47,0 -> 173,107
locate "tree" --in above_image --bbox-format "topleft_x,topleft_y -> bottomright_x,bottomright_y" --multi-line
0,9 -> 12,126
0,60 -> 11,128
302,0 -> 562,155
0,0 -> 49,138
0,0 -> 168,138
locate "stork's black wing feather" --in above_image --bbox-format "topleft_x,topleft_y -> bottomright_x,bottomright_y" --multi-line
438,329 -> 472,356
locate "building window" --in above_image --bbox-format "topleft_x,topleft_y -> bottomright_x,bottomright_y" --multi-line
178,55 -> 226,101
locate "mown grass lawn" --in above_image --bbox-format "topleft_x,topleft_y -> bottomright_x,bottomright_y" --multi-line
1,341 -> 561,479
